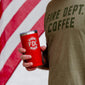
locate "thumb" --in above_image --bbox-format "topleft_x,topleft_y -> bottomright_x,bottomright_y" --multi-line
40,46 -> 46,51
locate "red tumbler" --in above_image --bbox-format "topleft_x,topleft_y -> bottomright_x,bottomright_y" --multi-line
20,30 -> 43,67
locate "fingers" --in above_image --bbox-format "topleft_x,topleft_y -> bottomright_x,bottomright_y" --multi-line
23,61 -> 36,71
19,47 -> 37,71
26,67 -> 36,71
23,62 -> 33,67
20,54 -> 33,67
20,55 -> 32,60
20,54 -> 36,71
18,48 -> 26,54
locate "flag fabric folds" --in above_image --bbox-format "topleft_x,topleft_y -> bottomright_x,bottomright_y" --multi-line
0,0 -> 50,85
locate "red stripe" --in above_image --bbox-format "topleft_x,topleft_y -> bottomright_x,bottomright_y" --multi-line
0,2 -> 2,18
0,14 -> 45,85
0,43 -> 22,85
1,0 -> 12,13
0,0 -> 40,53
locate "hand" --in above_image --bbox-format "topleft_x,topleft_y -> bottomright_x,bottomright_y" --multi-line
18,48 -> 36,71
19,46 -> 47,71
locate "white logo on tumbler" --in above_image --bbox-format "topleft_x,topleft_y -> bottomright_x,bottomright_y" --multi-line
28,37 -> 38,50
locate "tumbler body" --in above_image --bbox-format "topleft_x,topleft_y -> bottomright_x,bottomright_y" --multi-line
20,30 -> 43,67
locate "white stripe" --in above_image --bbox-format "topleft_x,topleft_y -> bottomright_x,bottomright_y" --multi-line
39,32 -> 46,46
0,0 -> 50,70
0,0 -> 26,36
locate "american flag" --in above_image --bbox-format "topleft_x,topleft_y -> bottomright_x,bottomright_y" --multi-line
0,0 -> 50,85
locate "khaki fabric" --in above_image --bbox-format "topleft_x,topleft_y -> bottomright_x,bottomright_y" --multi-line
44,0 -> 85,85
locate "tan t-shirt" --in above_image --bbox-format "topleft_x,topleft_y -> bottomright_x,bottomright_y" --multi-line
44,0 -> 85,85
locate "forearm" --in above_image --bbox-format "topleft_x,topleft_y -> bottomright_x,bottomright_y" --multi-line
38,46 -> 49,70
38,64 -> 49,70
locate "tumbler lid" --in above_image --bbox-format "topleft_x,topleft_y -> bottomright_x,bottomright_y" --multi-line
20,30 -> 37,36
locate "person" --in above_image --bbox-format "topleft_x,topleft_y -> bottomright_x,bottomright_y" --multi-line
19,0 -> 85,85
